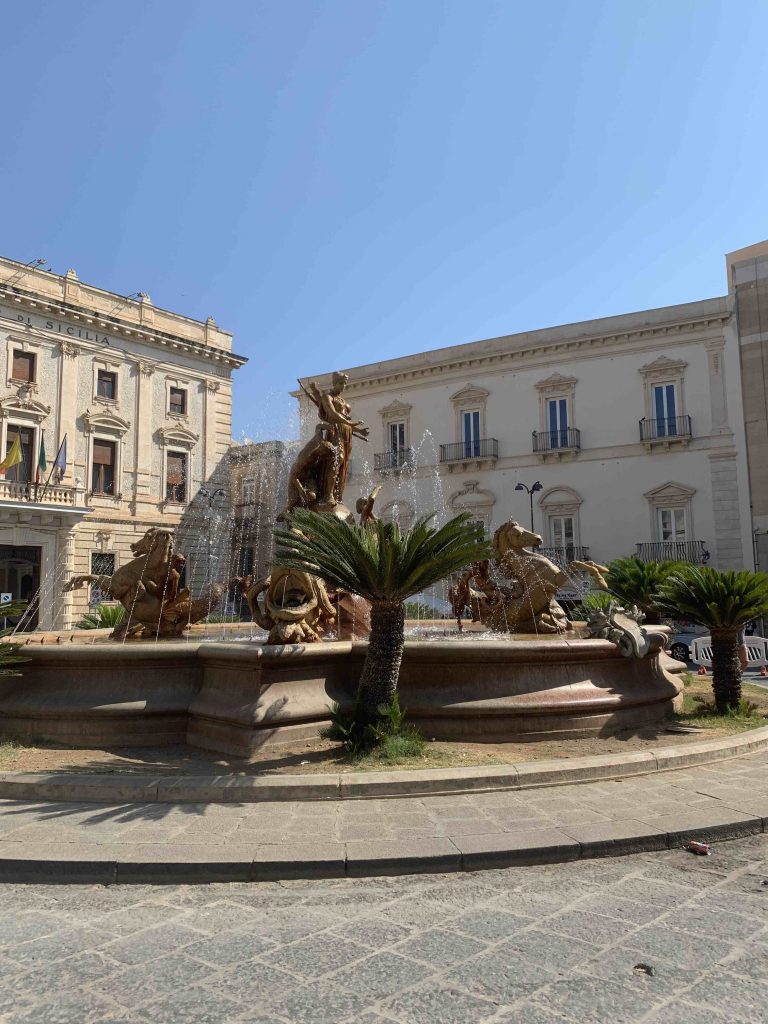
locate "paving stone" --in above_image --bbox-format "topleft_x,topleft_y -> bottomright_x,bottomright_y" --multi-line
264,980 -> 375,1023
260,933 -> 363,978
448,907 -> 531,941
392,925 -> 488,966
184,929 -> 277,966
446,948 -> 554,1001
536,973 -> 661,1023
329,950 -> 432,999
133,986 -> 245,1024
381,980 -> 496,1023
102,923 -> 205,966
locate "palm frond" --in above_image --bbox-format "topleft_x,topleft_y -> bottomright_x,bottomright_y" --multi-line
658,566 -> 768,629
273,510 -> 491,603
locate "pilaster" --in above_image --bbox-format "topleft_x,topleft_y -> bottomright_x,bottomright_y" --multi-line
133,360 -> 155,507
704,338 -> 730,434
57,341 -> 80,480
203,380 -> 220,481
708,449 -> 745,569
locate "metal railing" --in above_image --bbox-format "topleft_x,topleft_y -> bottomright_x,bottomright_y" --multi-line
539,545 -> 591,565
639,415 -> 692,442
532,427 -> 581,453
635,540 -> 709,564
439,438 -> 499,463
374,448 -> 414,471
0,479 -> 79,506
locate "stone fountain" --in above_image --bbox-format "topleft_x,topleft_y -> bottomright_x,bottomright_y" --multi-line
0,372 -> 684,755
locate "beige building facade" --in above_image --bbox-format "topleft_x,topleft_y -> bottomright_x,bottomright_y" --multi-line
299,247 -> 765,586
0,256 -> 245,629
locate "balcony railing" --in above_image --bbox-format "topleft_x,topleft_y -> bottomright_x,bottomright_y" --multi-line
374,448 -> 414,471
636,540 -> 709,564
539,545 -> 591,566
532,427 -> 581,453
0,479 -> 80,507
639,415 -> 692,442
439,438 -> 499,463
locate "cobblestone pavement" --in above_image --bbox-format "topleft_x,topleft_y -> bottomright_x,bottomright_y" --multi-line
2,749 -> 768,876
0,835 -> 767,1023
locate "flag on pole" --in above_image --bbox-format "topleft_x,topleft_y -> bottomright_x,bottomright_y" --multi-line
0,434 -> 23,475
35,433 -> 47,485
53,435 -> 67,482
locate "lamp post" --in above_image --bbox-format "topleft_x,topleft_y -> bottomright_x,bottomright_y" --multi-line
199,486 -> 226,584
515,480 -> 543,533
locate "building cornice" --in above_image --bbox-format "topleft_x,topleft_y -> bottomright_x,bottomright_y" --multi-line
300,301 -> 731,395
0,284 -> 247,371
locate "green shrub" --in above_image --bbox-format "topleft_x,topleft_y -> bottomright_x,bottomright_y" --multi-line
77,604 -> 126,630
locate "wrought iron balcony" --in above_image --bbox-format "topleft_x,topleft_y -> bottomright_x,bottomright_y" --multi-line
635,540 -> 709,564
439,438 -> 499,464
374,448 -> 414,471
539,545 -> 591,566
532,427 -> 581,454
639,415 -> 692,443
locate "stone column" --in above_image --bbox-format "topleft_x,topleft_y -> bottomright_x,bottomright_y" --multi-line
133,360 -> 155,508
708,449 -> 745,569
57,341 -> 80,481
56,526 -> 77,629
705,338 -> 730,434
203,380 -> 221,482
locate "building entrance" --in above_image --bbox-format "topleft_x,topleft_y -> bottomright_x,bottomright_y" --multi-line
0,545 -> 41,630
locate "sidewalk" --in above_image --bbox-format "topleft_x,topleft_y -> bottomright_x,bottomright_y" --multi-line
1,748 -> 768,883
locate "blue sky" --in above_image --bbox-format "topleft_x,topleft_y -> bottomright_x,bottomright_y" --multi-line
1,1 -> 766,439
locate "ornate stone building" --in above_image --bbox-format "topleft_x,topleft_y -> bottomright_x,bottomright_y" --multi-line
0,257 -> 246,628
298,244 -> 763,583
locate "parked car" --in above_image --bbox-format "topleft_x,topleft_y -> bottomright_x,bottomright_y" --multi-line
668,624 -> 709,663
669,620 -> 758,663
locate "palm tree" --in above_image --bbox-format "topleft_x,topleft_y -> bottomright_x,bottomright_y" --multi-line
606,556 -> 683,624
659,566 -> 768,713
273,510 -> 490,730
77,603 -> 126,630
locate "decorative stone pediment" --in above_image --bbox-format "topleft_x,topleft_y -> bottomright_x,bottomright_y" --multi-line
82,409 -> 130,436
538,486 -> 583,516
0,388 -> 51,423
534,372 -> 577,393
450,384 -> 489,405
378,399 -> 412,418
643,481 -> 696,508
450,480 -> 496,512
638,355 -> 687,381
156,424 -> 199,449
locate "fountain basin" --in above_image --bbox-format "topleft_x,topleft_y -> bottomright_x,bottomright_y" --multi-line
0,637 -> 684,756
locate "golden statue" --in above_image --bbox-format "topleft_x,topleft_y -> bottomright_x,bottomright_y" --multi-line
65,528 -> 224,639
282,372 -> 369,522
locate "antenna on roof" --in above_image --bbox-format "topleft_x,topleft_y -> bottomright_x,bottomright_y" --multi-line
108,291 -> 141,316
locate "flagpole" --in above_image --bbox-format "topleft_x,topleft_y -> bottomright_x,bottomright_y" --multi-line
37,436 -> 66,505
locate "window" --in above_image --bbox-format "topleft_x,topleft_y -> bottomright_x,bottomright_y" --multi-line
89,553 -> 115,606
550,515 -> 575,550
11,350 -> 35,384
4,425 -> 34,483
547,398 -> 569,449
165,451 -> 187,503
96,370 -> 117,400
388,421 -> 406,453
92,439 -> 116,495
169,387 -> 187,416
239,545 -> 255,576
658,507 -> 687,542
241,477 -> 256,504
653,383 -> 678,437
462,409 -> 481,458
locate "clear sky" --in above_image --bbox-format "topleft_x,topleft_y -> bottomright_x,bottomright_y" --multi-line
1,1 -> 766,440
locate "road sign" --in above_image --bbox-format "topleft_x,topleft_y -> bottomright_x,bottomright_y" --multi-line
0,593 -> 12,606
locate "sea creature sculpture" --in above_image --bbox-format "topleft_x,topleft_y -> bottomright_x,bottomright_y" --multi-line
451,520 -> 609,634
65,528 -> 223,639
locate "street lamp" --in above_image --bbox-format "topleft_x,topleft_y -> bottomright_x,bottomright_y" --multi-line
199,486 -> 226,584
515,480 -> 543,532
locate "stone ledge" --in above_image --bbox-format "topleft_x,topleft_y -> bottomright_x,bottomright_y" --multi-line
0,812 -> 762,884
1,725 -> 767,805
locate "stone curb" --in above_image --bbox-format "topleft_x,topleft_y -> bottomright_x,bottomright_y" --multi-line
2,725 -> 768,804
0,806 -> 762,883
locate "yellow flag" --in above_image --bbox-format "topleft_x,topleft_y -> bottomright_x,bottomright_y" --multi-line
0,434 -> 23,474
